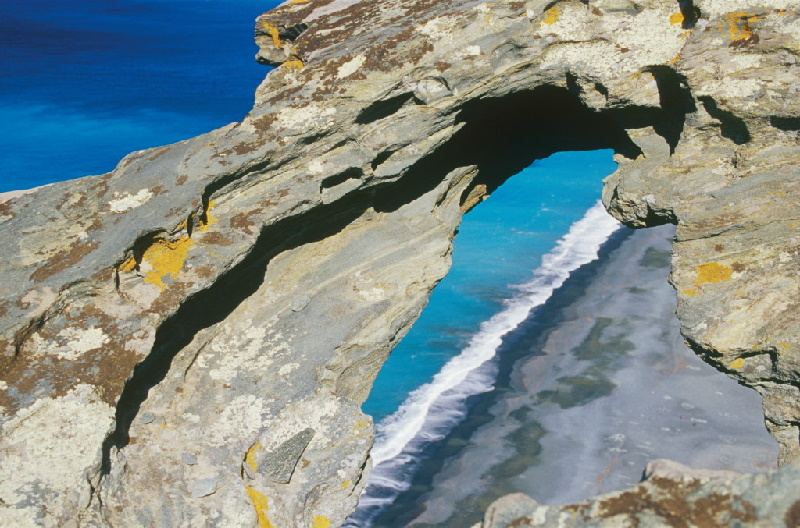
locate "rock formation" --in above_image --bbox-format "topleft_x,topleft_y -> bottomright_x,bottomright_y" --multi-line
0,0 -> 798,525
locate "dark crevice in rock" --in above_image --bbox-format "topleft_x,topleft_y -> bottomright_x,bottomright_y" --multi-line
299,131 -> 328,145
677,0 -> 701,29
594,82 -> 610,99
371,149 -> 397,172
279,23 -> 309,42
321,167 -> 364,189
201,172 -> 251,212
603,105 -> 666,129
375,86 -> 641,213
130,230 -> 168,267
355,93 -> 421,125
770,116 -> 800,131
564,71 -> 582,97
698,96 -> 751,145
542,1 -> 561,13
100,191 -> 374,474
645,66 -> 696,153
201,155 -> 290,208
602,67 -> 694,154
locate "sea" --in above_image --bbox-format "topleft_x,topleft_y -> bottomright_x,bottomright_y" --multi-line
2,2 -> 777,527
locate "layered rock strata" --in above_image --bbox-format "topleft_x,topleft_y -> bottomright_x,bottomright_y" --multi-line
0,0 -> 798,525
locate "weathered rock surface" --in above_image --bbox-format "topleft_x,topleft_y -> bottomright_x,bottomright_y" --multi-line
0,0 -> 798,525
474,459 -> 800,528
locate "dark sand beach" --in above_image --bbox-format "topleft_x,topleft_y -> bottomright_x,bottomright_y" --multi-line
371,224 -> 778,528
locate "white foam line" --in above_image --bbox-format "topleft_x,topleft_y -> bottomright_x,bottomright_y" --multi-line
347,201 -> 621,524
345,202 -> 622,527
368,202 -> 621,468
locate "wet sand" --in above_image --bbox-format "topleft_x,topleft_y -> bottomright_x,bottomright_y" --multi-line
371,224 -> 778,528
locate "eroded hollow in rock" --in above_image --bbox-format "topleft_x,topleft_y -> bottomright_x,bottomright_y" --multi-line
375,85 -> 642,214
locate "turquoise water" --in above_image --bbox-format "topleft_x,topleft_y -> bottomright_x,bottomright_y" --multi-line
348,150 -> 619,527
364,150 -> 617,423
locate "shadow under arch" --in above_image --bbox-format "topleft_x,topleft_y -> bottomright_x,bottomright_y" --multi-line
375,85 -> 642,213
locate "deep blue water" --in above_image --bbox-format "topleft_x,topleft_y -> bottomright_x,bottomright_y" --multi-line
0,0 -> 273,191
3,3 -> 620,525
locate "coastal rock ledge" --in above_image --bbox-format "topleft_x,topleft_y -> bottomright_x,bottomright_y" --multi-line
1,0 -> 799,525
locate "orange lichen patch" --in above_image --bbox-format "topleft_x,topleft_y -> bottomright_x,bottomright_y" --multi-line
246,487 -> 276,528
282,58 -> 305,70
541,7 -> 559,24
670,12 -> 684,25
141,235 -> 195,290
694,262 -> 732,288
312,516 -> 331,528
245,441 -> 262,473
724,12 -> 761,42
729,358 -> 745,369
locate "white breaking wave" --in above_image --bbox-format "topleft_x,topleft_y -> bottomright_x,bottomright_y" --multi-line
345,201 -> 621,526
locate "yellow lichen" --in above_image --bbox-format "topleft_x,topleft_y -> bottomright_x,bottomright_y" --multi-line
118,256 -> 137,272
670,12 -> 684,25
353,419 -> 370,431
541,7 -> 559,25
341,480 -> 351,489
287,0 -> 311,4
141,236 -> 195,290
245,441 -> 262,473
282,58 -> 305,70
246,487 -> 276,528
694,262 -> 732,287
261,23 -> 284,47
683,288 -> 698,297
312,516 -> 331,528
729,358 -> 745,369
724,12 -> 760,42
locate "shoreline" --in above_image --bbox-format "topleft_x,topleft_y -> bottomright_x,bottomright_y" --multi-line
371,224 -> 777,527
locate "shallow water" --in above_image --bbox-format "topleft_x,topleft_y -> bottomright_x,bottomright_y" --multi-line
366,225 -> 777,528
